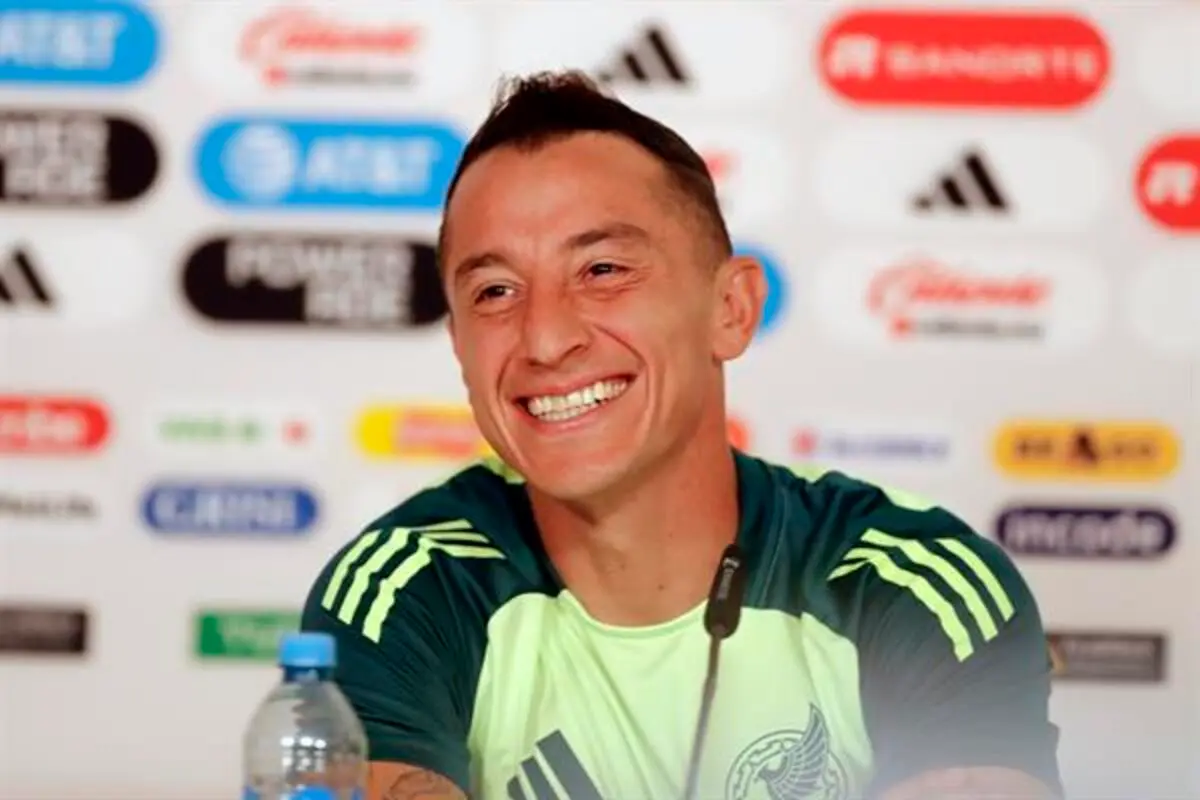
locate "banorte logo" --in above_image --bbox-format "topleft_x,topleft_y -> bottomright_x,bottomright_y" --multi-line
868,257 -> 1050,340
0,395 -> 109,454
1136,135 -> 1200,233
818,9 -> 1109,109
356,404 -> 490,461
994,421 -> 1180,482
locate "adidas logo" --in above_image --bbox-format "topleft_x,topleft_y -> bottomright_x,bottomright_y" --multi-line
594,24 -> 690,86
506,730 -> 602,800
911,148 -> 1011,214
0,247 -> 54,308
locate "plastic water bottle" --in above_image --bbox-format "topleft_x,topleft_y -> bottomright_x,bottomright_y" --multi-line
243,632 -> 368,800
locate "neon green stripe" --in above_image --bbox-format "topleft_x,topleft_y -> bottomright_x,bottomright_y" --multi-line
827,560 -> 867,581
423,530 -> 489,543
410,519 -> 474,533
863,529 -> 998,641
839,546 -> 974,661
337,529 -> 414,624
879,486 -> 936,512
321,529 -> 381,611
480,455 -> 525,484
335,521 -> 476,623
323,520 -> 473,613
363,537 -> 504,643
939,538 -> 1016,621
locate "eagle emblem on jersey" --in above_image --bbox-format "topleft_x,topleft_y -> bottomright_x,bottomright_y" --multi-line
725,705 -> 849,800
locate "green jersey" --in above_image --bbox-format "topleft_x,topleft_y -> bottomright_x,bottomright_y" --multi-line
301,451 -> 1060,799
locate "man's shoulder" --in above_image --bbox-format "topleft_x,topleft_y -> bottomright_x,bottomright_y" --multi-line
747,455 -> 1031,638
302,457 -> 554,648
359,455 -> 535,551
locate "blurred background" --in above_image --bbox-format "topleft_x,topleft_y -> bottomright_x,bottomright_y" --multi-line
0,0 -> 1197,797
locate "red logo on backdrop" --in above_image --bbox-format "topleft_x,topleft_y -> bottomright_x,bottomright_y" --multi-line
792,429 -> 818,457
239,7 -> 422,85
818,9 -> 1109,109
702,150 -> 734,185
1136,136 -> 1200,232
868,258 -> 1050,339
281,418 -> 310,444
0,397 -> 109,454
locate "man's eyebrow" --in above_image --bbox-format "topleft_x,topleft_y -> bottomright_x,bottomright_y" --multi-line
450,223 -> 653,285
564,222 -> 653,250
450,251 -> 506,286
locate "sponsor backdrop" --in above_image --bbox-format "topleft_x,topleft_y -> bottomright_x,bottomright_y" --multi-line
0,0 -> 1196,797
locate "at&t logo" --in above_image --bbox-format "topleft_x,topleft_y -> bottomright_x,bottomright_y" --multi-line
195,117 -> 465,210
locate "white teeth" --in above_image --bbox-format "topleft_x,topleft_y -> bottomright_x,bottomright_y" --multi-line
525,379 -> 629,422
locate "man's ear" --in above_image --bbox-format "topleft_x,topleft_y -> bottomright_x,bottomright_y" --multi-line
711,254 -> 767,362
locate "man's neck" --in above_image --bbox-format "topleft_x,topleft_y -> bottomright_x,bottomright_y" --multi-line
529,428 -> 740,627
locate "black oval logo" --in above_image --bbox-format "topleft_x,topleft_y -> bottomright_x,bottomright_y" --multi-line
181,233 -> 447,328
0,110 -> 158,205
995,505 -> 1176,558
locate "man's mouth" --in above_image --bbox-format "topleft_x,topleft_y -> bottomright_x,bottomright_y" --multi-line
519,378 -> 632,423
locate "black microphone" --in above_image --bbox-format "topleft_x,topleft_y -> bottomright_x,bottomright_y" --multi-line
682,544 -> 748,800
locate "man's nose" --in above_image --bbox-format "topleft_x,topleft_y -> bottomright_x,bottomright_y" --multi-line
518,283 -> 590,368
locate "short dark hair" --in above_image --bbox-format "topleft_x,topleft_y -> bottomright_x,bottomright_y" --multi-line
438,70 -> 732,266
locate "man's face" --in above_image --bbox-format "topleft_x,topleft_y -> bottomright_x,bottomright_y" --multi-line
440,132 -> 761,502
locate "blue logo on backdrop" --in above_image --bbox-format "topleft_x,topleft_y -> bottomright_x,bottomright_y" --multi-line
141,482 -> 319,535
0,1 -> 159,86
735,244 -> 788,336
195,118 -> 465,210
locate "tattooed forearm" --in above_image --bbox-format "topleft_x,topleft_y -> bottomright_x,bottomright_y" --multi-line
371,762 -> 465,800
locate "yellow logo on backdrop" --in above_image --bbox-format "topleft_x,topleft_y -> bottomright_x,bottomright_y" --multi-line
993,420 -> 1179,481
355,404 -> 492,462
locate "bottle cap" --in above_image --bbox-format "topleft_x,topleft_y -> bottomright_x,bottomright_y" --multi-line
279,632 -> 336,669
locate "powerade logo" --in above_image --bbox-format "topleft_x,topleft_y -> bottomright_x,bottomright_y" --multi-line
0,1 -> 159,87
195,118 -> 465,210
0,110 -> 159,206
181,232 -> 446,328
736,244 -> 788,336
996,505 -> 1176,559
141,481 -> 318,535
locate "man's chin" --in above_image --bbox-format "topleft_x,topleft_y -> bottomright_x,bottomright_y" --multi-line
518,456 -> 631,506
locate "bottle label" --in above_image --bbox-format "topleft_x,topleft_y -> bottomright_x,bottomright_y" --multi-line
242,788 -> 363,800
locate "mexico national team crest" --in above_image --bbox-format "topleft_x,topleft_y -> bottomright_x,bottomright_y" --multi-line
726,705 -> 849,800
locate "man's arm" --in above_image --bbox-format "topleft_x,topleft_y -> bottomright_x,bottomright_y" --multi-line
832,508 -> 1063,798
369,762 -> 465,800
300,525 -> 479,799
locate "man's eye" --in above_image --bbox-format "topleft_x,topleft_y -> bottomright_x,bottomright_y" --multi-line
588,262 -> 624,277
474,285 -> 511,304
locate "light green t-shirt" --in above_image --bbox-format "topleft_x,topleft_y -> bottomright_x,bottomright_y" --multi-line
302,451 -> 1060,799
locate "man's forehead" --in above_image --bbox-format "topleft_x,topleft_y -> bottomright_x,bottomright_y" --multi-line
454,134 -> 674,204
441,143 -> 673,242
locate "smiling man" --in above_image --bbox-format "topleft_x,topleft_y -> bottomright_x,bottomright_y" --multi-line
301,71 -> 1062,800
